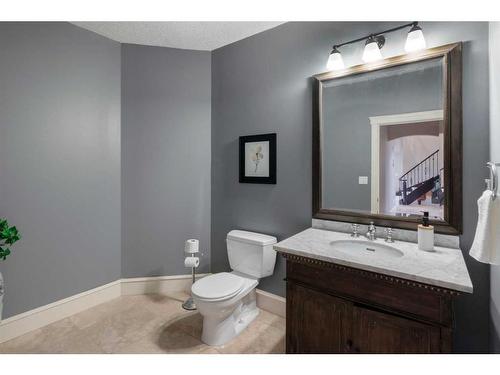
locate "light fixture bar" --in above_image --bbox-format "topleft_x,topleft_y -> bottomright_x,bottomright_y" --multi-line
331,22 -> 418,50
326,22 -> 425,71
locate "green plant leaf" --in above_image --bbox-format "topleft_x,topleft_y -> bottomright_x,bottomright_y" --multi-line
0,218 -> 21,260
0,246 -> 9,260
5,226 -> 20,244
0,229 -> 8,240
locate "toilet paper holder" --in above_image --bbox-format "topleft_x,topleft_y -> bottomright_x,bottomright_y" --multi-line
182,242 -> 202,311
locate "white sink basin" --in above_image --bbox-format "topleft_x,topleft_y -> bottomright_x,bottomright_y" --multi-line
329,240 -> 404,259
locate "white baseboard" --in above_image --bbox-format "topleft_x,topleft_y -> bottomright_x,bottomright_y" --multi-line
120,274 -> 208,296
256,289 -> 286,318
0,274 -> 286,344
0,280 -> 121,344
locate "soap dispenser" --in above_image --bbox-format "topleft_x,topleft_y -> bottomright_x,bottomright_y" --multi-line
418,211 -> 434,252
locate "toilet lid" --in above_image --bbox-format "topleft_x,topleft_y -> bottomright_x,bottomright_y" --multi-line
192,272 -> 245,300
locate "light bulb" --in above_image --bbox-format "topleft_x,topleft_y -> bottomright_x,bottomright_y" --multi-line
405,24 -> 426,52
362,36 -> 383,63
326,47 -> 344,71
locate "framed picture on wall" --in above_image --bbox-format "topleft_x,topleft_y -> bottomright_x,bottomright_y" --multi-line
239,133 -> 276,184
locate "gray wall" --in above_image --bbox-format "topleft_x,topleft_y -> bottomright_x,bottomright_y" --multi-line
489,21 -> 500,353
0,21 -> 492,353
211,21 -> 491,352
0,22 -> 121,318
322,61 -> 442,210
121,44 -> 211,277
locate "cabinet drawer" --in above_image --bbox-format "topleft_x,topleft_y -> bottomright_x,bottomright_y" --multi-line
286,258 -> 453,326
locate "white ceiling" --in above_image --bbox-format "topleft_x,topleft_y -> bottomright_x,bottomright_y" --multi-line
72,22 -> 285,51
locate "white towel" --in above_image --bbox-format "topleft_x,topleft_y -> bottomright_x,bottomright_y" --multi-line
470,190 -> 500,264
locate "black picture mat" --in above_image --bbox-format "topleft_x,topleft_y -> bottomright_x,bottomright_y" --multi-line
239,133 -> 276,184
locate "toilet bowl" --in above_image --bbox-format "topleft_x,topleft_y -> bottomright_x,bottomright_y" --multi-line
191,230 -> 277,346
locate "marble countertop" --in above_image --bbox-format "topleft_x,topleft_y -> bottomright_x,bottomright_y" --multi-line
274,228 -> 473,293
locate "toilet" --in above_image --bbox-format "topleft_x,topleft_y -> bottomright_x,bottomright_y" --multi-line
191,230 -> 277,346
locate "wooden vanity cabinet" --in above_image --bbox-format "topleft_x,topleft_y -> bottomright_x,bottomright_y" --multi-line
283,253 -> 457,354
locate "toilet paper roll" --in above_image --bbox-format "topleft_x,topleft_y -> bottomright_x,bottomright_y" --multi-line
184,256 -> 200,268
184,239 -> 199,254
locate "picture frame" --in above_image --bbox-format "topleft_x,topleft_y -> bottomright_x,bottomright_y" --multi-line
239,133 -> 276,184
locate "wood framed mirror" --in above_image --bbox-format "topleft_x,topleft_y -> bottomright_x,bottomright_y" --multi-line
313,43 -> 462,234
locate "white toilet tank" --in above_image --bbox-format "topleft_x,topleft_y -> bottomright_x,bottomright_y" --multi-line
226,230 -> 277,278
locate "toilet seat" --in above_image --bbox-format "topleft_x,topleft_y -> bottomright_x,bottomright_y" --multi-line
192,272 -> 245,301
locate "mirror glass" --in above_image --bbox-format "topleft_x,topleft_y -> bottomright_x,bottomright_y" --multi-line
321,57 -> 445,221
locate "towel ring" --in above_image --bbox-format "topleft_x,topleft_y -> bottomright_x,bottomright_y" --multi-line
487,162 -> 500,200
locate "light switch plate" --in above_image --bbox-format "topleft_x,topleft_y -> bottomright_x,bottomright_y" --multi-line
359,176 -> 368,185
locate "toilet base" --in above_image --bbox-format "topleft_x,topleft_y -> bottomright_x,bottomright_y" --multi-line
201,289 -> 259,346
182,296 -> 197,311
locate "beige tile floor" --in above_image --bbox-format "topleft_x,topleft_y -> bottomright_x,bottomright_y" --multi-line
0,292 -> 285,354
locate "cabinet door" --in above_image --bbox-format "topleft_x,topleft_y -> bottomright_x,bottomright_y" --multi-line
286,281 -> 352,353
352,305 -> 441,353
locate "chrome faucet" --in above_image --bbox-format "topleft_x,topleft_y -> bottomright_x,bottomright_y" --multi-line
366,221 -> 376,241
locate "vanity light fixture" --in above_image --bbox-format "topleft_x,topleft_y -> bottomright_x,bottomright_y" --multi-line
362,35 -> 385,63
405,22 -> 426,52
326,46 -> 345,70
326,22 -> 426,70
